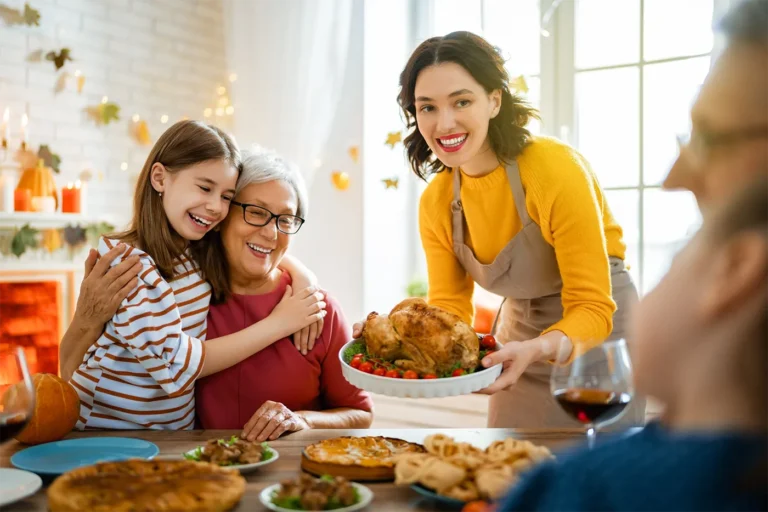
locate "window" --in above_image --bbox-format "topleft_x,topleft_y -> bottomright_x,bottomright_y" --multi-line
570,0 -> 711,293
412,0 -> 715,298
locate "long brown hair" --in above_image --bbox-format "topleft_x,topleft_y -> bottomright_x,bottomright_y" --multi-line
398,31 -> 539,181
112,120 -> 241,282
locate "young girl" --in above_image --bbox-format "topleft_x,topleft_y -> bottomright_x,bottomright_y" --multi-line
499,175 -> 768,511
70,121 -> 326,430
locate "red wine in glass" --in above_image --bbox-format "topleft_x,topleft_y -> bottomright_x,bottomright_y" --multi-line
0,412 -> 29,443
550,339 -> 635,449
553,388 -> 631,425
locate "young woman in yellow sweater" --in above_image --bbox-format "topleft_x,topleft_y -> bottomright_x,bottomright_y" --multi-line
393,31 -> 644,428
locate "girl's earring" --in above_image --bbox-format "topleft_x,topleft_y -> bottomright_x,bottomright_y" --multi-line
158,192 -> 163,198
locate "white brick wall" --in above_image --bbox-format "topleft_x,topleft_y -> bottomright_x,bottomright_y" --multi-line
0,0 -> 229,227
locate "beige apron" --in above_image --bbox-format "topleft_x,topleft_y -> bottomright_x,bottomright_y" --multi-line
451,161 -> 646,428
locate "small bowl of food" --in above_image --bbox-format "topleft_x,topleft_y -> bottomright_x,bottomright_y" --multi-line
183,435 -> 278,474
260,474 -> 373,511
340,299 -> 502,398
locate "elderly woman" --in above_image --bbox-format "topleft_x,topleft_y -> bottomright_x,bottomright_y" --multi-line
60,147 -> 373,440
195,148 -> 372,439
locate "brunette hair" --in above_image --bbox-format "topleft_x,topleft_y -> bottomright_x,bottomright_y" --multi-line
112,120 -> 241,282
398,31 -> 539,180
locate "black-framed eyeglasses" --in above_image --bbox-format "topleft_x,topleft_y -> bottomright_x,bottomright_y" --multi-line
231,200 -> 305,234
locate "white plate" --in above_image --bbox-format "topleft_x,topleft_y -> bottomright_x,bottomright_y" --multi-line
339,339 -> 502,398
0,468 -> 42,508
160,446 -> 280,474
259,482 -> 373,511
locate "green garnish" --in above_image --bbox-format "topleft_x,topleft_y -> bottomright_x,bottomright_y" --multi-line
270,481 -> 361,510
262,442 -> 275,461
343,341 -> 367,363
184,437 -> 275,465
183,446 -> 203,461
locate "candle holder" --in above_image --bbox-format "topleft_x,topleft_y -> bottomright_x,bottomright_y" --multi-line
0,158 -> 20,214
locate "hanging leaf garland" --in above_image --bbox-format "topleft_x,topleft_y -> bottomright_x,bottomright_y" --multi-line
45,48 -> 72,71
10,224 -> 39,257
85,102 -> 120,126
0,2 -> 40,26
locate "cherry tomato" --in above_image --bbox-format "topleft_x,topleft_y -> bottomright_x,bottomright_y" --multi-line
480,334 -> 497,350
350,358 -> 362,369
359,361 -> 374,374
422,373 -> 437,379
452,368 -> 466,377
403,370 -> 419,380
373,367 -> 386,376
462,501 -> 494,512
385,369 -> 401,378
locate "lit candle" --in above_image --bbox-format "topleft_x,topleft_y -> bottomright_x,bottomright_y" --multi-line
20,113 -> 28,150
61,181 -> 81,213
14,188 -> 31,212
1,108 -> 8,149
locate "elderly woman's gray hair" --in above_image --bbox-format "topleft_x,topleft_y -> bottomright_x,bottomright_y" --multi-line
237,147 -> 309,219
718,0 -> 768,44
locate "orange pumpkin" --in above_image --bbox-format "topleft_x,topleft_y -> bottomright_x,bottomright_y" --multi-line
2,373 -> 80,445
474,304 -> 496,335
16,159 -> 58,210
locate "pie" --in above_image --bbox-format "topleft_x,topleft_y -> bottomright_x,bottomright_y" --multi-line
47,459 -> 245,512
301,436 -> 425,481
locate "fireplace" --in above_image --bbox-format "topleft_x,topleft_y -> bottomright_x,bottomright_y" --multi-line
0,268 -> 79,386
0,281 -> 62,377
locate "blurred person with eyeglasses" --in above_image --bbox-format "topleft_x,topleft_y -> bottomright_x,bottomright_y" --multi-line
665,0 -> 768,213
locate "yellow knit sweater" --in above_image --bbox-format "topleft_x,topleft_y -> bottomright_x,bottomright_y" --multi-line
419,136 -> 626,348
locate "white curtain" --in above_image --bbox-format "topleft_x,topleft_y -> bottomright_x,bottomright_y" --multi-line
224,0 -> 353,187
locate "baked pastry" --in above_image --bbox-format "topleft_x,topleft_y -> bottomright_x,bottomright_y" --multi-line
301,436 -> 425,481
47,459 -> 245,512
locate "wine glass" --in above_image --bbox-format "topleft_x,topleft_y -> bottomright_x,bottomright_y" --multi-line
550,339 -> 634,449
0,347 -> 35,444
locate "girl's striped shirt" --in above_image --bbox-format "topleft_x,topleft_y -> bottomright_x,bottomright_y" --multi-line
70,237 -> 210,430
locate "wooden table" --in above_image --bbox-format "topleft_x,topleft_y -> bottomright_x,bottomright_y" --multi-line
1,428 -> 590,511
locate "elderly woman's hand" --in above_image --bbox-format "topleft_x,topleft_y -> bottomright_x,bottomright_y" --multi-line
76,244 -> 142,329
241,400 -> 310,442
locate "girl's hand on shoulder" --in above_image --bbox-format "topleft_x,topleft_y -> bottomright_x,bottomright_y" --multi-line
292,317 -> 324,356
271,285 -> 327,336
352,321 -> 363,339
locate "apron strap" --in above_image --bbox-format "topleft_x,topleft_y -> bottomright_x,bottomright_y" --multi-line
450,169 -> 465,245
490,297 -> 507,337
505,160 -> 532,225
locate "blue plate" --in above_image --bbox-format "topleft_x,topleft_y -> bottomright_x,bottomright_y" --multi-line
410,484 -> 467,508
11,437 -> 159,476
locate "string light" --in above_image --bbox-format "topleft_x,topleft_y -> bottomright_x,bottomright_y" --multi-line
228,73 -> 238,83
216,85 -> 226,96
120,162 -> 128,171
131,114 -> 140,122
101,96 -> 108,104
225,105 -> 234,115
160,114 -> 169,124
215,107 -> 225,116
203,108 -> 212,118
